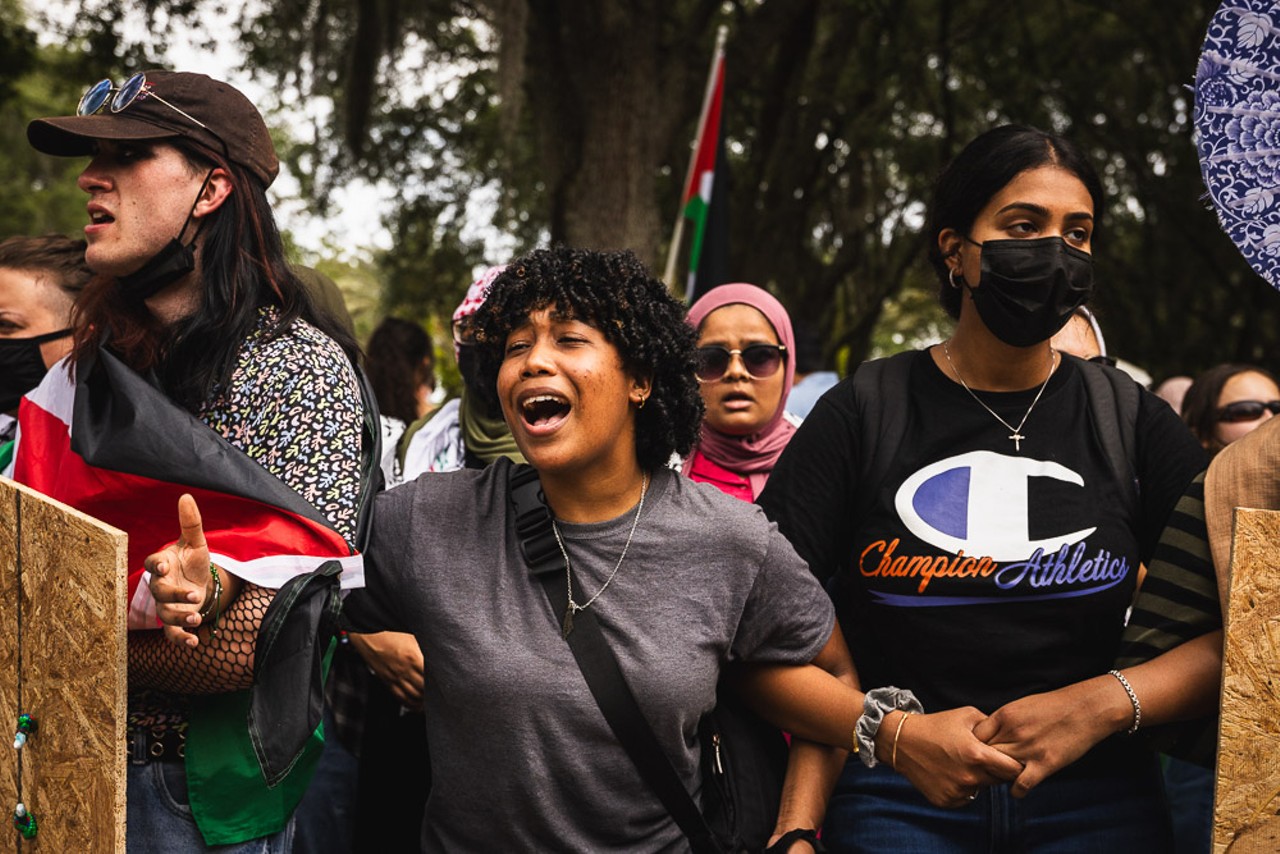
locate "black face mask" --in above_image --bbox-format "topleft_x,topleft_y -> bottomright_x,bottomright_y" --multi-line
116,169 -> 214,302
961,235 -> 1094,348
0,328 -> 72,411
117,237 -> 197,301
456,343 -> 501,416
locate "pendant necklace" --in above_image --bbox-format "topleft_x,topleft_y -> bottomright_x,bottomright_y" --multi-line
551,473 -> 649,639
941,342 -> 1057,452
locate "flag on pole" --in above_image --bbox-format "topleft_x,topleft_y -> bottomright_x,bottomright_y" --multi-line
664,27 -> 731,302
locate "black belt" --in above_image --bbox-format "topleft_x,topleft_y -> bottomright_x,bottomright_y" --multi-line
127,726 -> 186,764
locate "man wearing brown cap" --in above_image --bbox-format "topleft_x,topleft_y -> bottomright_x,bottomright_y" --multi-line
19,71 -> 377,851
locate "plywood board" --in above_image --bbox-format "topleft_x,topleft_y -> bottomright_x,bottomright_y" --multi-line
1215,507 -> 1280,854
0,479 -> 20,813
0,476 -> 127,853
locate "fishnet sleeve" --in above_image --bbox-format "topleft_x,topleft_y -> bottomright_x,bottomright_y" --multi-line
129,582 -> 274,694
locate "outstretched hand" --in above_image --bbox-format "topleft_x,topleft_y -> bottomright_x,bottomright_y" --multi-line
887,707 -> 1025,808
145,494 -> 214,648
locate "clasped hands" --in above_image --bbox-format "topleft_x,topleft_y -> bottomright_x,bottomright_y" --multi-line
889,680 -> 1119,808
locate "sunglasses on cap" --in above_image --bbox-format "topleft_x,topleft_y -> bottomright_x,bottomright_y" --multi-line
78,72 -> 210,132
1217,399 -> 1280,423
695,344 -> 787,382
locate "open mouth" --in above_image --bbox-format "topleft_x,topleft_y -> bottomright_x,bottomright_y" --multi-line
89,210 -> 115,225
520,393 -> 571,427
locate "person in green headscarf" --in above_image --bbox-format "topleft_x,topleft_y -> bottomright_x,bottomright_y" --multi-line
341,266 -> 524,850
395,265 -> 525,480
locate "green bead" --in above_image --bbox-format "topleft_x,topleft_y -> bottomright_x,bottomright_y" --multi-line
12,807 -> 37,839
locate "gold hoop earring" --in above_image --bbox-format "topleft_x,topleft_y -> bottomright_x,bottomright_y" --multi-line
636,395 -> 647,410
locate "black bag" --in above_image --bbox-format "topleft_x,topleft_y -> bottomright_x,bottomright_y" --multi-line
508,464 -> 788,853
698,689 -> 789,851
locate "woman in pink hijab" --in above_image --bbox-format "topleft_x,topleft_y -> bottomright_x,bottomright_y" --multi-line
684,283 -> 798,500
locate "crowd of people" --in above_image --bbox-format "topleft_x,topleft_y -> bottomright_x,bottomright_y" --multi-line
1,68 -> 1273,853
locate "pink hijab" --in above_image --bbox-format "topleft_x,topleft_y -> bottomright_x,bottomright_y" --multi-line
684,283 -> 797,498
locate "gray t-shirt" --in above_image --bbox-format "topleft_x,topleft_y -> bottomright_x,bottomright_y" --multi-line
345,458 -> 834,852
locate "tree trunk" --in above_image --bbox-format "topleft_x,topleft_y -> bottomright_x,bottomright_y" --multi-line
521,1 -> 675,266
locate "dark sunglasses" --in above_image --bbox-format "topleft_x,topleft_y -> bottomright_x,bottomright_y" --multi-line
695,344 -> 787,382
1217,399 -> 1280,423
78,72 -> 210,132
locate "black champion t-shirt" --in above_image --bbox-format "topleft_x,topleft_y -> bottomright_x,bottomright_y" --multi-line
759,350 -> 1206,713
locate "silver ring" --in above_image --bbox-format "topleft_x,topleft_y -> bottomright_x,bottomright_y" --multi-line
968,791 -> 978,801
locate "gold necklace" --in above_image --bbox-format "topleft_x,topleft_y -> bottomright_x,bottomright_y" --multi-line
941,342 -> 1057,452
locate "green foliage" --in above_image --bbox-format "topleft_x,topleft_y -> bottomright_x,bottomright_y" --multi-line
0,8 -> 98,240
39,0 -> 1280,382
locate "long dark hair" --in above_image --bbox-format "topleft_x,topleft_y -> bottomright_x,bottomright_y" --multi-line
365,317 -> 433,423
926,125 -> 1105,319
71,138 -> 359,410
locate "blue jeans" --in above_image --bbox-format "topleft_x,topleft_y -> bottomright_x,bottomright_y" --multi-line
293,706 -> 359,854
1163,755 -> 1213,854
127,761 -> 295,853
823,741 -> 1173,853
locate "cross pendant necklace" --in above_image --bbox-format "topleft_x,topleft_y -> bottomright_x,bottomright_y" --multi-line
941,342 -> 1056,452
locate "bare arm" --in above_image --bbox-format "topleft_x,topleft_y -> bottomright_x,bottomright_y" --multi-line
974,630 -> 1222,797
738,623 -> 1023,820
737,627 -> 1022,810
760,627 -> 857,849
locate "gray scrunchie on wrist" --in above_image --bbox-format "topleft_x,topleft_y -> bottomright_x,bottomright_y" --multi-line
854,686 -> 924,767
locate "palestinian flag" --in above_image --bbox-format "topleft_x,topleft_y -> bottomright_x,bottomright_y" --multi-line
13,346 -> 364,630
681,42 -> 731,303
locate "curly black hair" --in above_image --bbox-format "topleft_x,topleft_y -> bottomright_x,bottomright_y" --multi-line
472,246 -> 704,471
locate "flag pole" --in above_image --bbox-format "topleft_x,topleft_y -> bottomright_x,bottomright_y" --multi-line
662,24 -> 728,292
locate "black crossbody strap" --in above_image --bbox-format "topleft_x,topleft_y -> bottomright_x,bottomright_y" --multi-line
508,464 -> 723,853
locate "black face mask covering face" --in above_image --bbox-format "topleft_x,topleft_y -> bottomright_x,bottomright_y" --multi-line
961,235 -> 1094,348
116,169 -> 215,302
456,343 -> 502,416
0,328 -> 72,412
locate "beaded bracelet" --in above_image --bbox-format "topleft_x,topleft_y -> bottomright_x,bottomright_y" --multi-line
198,564 -> 223,638
1108,669 -> 1141,735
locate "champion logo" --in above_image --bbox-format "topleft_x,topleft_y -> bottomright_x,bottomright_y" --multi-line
893,450 -> 1096,562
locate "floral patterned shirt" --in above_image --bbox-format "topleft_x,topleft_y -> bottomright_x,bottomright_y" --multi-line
199,306 -> 364,541
130,307 -> 364,732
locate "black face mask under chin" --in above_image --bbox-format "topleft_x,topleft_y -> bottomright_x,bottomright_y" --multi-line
960,235 -> 1094,348
116,237 -> 197,301
116,169 -> 214,302
0,328 -> 72,412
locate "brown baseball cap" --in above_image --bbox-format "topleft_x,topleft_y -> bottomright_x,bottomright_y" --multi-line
27,70 -> 280,188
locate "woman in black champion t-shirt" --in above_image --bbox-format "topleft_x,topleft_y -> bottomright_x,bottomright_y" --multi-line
759,125 -> 1218,852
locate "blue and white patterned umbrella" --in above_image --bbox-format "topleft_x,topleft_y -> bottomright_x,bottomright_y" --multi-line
1195,0 -> 1280,289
